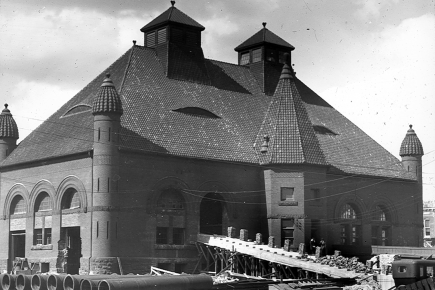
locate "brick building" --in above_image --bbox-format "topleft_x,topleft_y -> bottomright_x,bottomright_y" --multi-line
423,201 -> 435,247
0,3 -> 424,274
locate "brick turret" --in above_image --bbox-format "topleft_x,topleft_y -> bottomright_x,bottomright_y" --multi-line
91,74 -> 123,273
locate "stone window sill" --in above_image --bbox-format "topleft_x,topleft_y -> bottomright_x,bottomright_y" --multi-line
279,201 -> 298,206
31,244 -> 53,250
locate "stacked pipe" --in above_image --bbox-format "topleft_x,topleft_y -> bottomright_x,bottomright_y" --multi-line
1,274 -> 213,290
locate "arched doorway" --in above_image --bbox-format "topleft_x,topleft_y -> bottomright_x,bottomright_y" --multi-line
200,193 -> 224,235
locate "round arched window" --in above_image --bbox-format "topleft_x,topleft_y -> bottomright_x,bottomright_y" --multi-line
11,195 -> 26,215
373,205 -> 387,221
157,189 -> 184,210
61,188 -> 81,210
35,192 -> 52,212
340,204 -> 357,219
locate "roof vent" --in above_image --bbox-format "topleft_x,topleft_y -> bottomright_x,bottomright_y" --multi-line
172,107 -> 220,119
63,104 -> 92,117
313,125 -> 337,136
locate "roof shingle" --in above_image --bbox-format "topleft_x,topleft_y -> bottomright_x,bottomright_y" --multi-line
400,125 -> 424,156
0,104 -> 19,139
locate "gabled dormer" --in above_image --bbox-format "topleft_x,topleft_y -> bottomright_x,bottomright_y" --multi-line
235,23 -> 295,95
140,1 -> 210,85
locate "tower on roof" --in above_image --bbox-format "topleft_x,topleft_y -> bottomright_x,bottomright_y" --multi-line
0,104 -> 19,162
140,1 -> 210,84
400,125 -> 424,183
235,23 -> 295,95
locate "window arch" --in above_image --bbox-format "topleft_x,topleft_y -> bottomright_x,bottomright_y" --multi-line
373,205 -> 387,221
156,188 -> 186,245
34,192 -> 52,246
10,195 -> 26,215
61,188 -> 81,210
338,203 -> 361,245
35,192 -> 52,212
340,203 -> 357,219
157,189 -> 185,210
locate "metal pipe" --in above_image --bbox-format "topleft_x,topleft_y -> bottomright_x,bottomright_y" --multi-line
47,275 -> 67,290
64,275 -> 138,290
16,275 -> 32,290
97,275 -> 213,290
1,274 -> 18,290
31,275 -> 49,290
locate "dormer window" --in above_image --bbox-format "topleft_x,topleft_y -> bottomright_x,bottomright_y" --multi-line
252,48 -> 262,63
145,28 -> 168,47
146,32 -> 156,47
157,28 -> 167,44
266,49 -> 277,62
240,53 -> 250,65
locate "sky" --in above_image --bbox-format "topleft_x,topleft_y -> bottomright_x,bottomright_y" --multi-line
0,0 -> 434,200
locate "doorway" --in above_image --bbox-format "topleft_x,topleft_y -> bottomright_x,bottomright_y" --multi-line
10,231 -> 25,271
200,193 -> 224,235
60,227 -> 81,274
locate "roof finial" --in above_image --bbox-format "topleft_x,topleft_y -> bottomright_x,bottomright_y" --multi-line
171,1 -> 175,6
409,124 -> 413,129
4,104 -> 8,109
262,22 -> 267,28
106,73 -> 111,79
132,40 -> 137,45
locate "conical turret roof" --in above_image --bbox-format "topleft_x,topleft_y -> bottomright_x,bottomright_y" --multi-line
254,62 -> 327,165
400,125 -> 424,156
92,73 -> 123,115
0,104 -> 19,139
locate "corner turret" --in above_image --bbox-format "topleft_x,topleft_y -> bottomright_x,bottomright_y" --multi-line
400,125 -> 424,183
0,104 -> 19,162
91,73 -> 123,270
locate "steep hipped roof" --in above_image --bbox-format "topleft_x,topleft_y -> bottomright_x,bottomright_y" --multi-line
235,25 -> 295,52
140,3 -> 205,32
1,45 -> 414,180
400,125 -> 424,156
0,104 -> 19,139
254,64 -> 327,166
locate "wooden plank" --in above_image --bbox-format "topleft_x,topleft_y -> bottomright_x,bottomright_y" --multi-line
427,278 -> 435,290
421,278 -> 431,290
416,281 -> 425,290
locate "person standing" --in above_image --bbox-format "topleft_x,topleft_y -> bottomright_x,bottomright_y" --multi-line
319,238 -> 326,257
310,237 -> 316,255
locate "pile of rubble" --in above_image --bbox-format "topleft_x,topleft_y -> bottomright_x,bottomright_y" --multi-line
314,255 -> 368,273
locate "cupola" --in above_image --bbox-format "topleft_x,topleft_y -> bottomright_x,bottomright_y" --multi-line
92,74 -> 123,116
140,1 -> 210,85
235,23 -> 295,95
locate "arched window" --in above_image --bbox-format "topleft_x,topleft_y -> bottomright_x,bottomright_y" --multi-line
373,205 -> 387,221
157,189 -> 184,210
11,196 -> 26,215
34,192 -> 52,246
340,204 -> 357,219
338,203 -> 361,245
61,188 -> 81,210
35,192 -> 52,212
156,189 -> 185,245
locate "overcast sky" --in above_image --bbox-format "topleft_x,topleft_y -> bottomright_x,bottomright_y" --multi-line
0,0 -> 434,200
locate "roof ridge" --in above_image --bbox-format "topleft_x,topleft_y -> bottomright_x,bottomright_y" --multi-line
119,45 -> 136,96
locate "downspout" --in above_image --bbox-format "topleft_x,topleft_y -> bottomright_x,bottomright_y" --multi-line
89,149 -> 94,274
